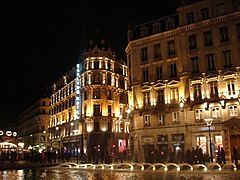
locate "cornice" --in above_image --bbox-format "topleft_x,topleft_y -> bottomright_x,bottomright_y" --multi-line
126,11 -> 240,53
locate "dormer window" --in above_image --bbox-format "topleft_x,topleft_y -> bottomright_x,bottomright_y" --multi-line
166,18 -> 175,30
186,12 -> 194,24
152,22 -> 161,34
140,26 -> 148,38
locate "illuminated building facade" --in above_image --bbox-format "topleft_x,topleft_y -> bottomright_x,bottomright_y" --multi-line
126,0 -> 240,162
49,34 -> 129,160
18,97 -> 50,151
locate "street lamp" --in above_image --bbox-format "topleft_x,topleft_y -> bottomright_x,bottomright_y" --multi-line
204,118 -> 213,163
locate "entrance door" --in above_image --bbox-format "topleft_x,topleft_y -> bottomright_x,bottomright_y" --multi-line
143,144 -> 154,163
230,135 -> 240,159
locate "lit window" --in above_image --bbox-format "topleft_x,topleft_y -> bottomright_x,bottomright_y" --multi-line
172,112 -> 180,124
226,79 -> 235,96
212,107 -> 220,119
158,114 -> 165,126
144,115 -> 151,127
195,109 -> 204,122
229,105 -> 238,116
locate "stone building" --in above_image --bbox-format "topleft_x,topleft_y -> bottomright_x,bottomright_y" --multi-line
126,0 -> 240,162
49,33 -> 130,162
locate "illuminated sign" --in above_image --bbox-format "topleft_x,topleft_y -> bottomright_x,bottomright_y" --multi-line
75,63 -> 81,120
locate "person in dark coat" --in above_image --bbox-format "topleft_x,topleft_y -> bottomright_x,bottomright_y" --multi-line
232,146 -> 238,164
220,147 -> 226,164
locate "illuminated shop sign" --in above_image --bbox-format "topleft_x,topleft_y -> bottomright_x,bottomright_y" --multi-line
0,130 -> 17,137
199,126 -> 215,131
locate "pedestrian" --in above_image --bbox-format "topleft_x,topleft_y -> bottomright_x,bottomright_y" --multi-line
232,146 -> 238,164
220,147 -> 226,164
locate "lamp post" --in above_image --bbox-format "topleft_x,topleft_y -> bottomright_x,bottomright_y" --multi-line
204,118 -> 213,163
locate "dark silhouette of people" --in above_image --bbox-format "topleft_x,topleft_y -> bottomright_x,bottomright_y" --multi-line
232,146 -> 238,164
220,147 -> 226,164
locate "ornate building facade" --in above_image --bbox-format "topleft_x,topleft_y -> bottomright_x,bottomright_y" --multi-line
126,0 -> 240,162
49,34 -> 129,161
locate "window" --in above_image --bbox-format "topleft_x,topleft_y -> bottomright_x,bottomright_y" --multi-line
191,56 -> 199,73
186,12 -> 194,24
93,104 -> 101,116
144,92 -> 150,106
108,105 -> 112,116
152,22 -> 161,34
141,47 -> 148,62
154,44 -> 161,59
120,93 -> 128,104
201,8 -> 209,20
170,88 -> 179,103
203,31 -> 213,46
212,107 -> 220,119
216,3 -> 225,15
93,88 -> 101,99
106,89 -> 112,100
166,18 -> 175,30
158,114 -> 165,126
170,63 -> 177,78
226,79 -> 235,96
172,112 -> 180,124
193,84 -> 202,100
156,90 -> 164,104
142,69 -> 149,82
195,109 -> 204,122
223,50 -> 232,68
156,66 -> 163,80
94,61 -> 99,69
144,115 -> 151,127
236,23 -> 240,39
206,53 -> 215,71
188,34 -> 197,50
168,40 -> 175,56
140,26 -> 148,37
219,27 -> 229,42
229,105 -> 238,116
209,81 -> 218,98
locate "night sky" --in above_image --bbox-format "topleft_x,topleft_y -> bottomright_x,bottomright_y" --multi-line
1,1 -> 180,128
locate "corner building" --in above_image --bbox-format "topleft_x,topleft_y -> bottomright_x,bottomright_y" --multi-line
126,0 -> 240,163
49,34 -> 129,162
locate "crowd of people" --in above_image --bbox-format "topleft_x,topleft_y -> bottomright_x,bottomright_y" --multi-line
0,145 -> 239,165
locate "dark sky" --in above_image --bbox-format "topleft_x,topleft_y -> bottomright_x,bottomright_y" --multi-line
1,1 -> 180,128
